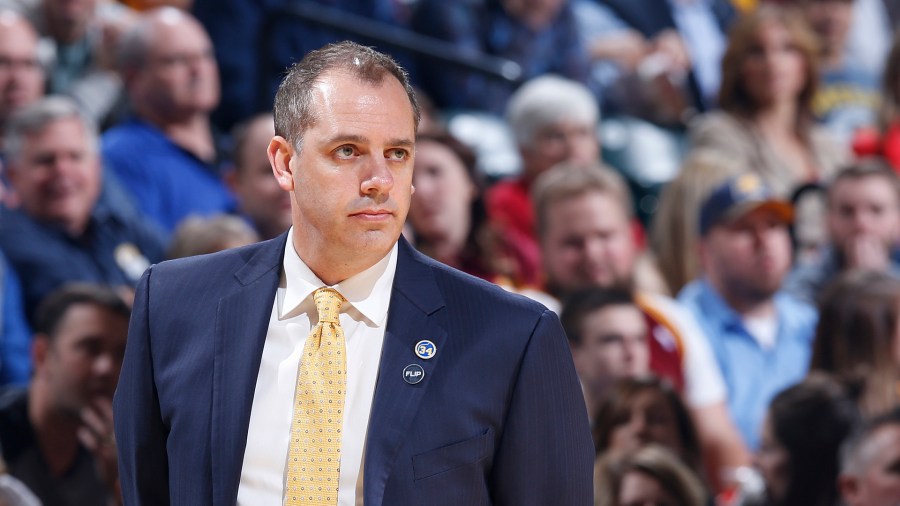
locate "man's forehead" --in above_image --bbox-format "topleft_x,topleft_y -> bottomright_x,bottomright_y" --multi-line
312,69 -> 407,102
856,425 -> 900,471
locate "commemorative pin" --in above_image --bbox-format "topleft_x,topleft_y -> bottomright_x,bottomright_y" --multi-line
414,340 -> 436,359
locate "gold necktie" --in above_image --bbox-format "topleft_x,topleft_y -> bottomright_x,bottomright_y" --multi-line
285,287 -> 347,505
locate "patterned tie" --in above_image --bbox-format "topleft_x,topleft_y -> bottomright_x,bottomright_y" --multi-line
285,287 -> 347,505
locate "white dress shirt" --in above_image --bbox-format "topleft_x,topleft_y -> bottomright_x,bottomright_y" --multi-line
237,228 -> 397,505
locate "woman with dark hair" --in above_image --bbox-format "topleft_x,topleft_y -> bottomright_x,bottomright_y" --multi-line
408,131 -> 541,288
593,376 -> 704,479
689,5 -> 846,198
756,374 -> 859,506
810,269 -> 900,415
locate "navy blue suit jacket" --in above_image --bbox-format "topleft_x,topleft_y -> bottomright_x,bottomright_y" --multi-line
113,234 -> 593,505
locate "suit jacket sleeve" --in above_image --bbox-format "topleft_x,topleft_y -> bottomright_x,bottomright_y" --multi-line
114,266 -> 171,505
490,309 -> 594,505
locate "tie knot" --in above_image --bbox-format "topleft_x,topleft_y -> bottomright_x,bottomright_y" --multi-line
313,287 -> 344,324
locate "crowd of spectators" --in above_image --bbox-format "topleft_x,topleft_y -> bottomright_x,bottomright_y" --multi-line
2,0 -> 900,505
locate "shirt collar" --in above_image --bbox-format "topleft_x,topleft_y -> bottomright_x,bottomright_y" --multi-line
279,227 -> 398,326
694,278 -> 744,328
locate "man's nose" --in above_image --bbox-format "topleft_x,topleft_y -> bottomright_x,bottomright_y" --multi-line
361,155 -> 395,196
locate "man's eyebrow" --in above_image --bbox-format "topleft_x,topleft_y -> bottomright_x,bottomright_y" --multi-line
326,134 -> 368,145
387,138 -> 414,149
324,135 -> 414,148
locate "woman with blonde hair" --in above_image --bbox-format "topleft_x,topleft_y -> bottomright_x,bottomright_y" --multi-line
595,445 -> 708,506
689,5 -> 846,198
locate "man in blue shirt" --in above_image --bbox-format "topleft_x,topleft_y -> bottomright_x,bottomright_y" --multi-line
102,8 -> 235,235
678,173 -> 818,449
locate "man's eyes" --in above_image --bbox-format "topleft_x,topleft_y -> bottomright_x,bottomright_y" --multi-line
387,149 -> 408,160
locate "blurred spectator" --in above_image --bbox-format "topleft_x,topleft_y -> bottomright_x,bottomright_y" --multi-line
535,164 -> 752,487
0,96 -> 164,321
0,0 -> 133,126
756,374 -> 859,506
810,270 -> 900,415
789,181 -> 829,266
784,159 -> 900,304
485,75 -> 600,263
411,0 -> 591,114
561,287 -> 649,417
586,0 -> 735,124
409,131 -> 541,287
0,284 -> 128,505
678,173 -> 817,449
650,149 -> 742,294
795,0 -> 879,148
689,5 -> 847,198
0,10 -> 43,129
411,86 -> 444,135
224,113 -> 290,241
594,376 -> 704,476
166,214 -> 258,259
595,444 -> 708,506
853,32 -> 900,170
193,0 -> 407,132
0,252 -> 30,387
0,2 -> 141,228
839,407 -> 900,506
535,164 -> 720,399
103,7 -> 235,235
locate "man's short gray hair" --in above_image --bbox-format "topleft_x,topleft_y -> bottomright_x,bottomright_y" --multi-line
506,75 -> 599,146
273,41 -> 420,152
4,95 -> 97,163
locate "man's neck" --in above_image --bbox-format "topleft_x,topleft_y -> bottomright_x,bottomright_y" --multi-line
140,112 -> 216,162
719,289 -> 777,319
28,384 -> 81,478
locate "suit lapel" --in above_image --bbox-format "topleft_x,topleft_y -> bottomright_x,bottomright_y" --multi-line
210,234 -> 287,506
364,239 -> 446,506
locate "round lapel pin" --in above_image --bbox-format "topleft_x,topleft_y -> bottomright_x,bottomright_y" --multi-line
403,364 -> 425,385
415,340 -> 436,359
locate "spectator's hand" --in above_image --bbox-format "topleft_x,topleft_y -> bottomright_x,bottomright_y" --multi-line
651,29 -> 691,74
589,30 -> 652,71
78,397 -> 121,505
843,234 -> 891,271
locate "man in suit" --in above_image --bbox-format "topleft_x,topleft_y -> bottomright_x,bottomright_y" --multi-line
113,41 -> 593,505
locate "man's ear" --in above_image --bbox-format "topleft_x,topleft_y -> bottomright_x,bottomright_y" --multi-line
31,333 -> 50,373
223,164 -> 239,193
268,136 -> 295,191
4,163 -> 19,187
837,474 -> 859,506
